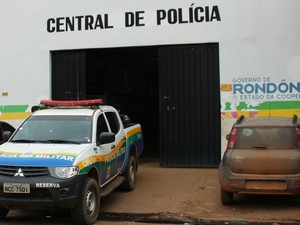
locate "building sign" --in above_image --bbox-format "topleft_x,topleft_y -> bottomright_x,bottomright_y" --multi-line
46,5 -> 221,33
221,76 -> 300,119
229,77 -> 300,101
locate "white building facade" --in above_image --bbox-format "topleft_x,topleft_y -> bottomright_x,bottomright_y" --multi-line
0,0 -> 299,166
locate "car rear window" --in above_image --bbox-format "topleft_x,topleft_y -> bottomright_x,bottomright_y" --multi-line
235,127 -> 298,149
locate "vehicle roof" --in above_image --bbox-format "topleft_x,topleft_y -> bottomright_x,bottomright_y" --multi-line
235,116 -> 300,127
32,105 -> 114,116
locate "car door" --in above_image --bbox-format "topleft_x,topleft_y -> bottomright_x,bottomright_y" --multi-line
229,127 -> 300,174
104,111 -> 126,175
96,113 -> 116,184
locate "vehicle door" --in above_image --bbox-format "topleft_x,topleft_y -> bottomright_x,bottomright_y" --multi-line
230,127 -> 300,174
104,111 -> 126,176
96,113 -> 115,184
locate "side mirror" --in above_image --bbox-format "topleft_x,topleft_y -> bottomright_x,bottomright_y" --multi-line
2,131 -> 12,142
226,134 -> 230,140
99,132 -> 115,145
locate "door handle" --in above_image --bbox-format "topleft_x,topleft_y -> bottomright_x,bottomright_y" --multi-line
111,145 -> 115,149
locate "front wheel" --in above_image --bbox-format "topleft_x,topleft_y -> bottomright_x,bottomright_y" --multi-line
0,208 -> 9,220
120,155 -> 137,191
71,178 -> 100,225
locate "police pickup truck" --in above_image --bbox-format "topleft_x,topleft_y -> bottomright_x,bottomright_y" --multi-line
0,99 -> 143,225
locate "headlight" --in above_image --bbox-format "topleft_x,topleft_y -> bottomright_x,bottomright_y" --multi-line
49,166 -> 79,179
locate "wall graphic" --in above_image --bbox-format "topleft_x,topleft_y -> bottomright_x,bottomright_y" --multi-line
0,105 -> 30,121
221,76 -> 300,118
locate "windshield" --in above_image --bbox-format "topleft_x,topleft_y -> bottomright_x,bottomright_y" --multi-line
235,127 -> 298,150
11,116 -> 92,144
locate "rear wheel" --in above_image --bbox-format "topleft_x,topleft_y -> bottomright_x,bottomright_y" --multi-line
0,208 -> 9,220
120,155 -> 137,191
71,178 -> 100,225
221,189 -> 233,205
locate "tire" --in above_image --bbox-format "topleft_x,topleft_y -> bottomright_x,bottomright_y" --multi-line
120,155 -> 137,191
0,208 -> 9,220
71,178 -> 100,225
221,189 -> 233,205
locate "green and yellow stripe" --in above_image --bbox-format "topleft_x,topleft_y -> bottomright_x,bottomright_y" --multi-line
222,101 -> 300,118
0,105 -> 31,120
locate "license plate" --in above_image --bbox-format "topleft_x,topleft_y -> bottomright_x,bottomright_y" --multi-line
245,181 -> 287,190
3,183 -> 30,194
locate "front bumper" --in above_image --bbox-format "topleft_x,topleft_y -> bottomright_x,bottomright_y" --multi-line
0,174 -> 86,209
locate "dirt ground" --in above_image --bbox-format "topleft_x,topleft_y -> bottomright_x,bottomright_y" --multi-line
101,159 -> 300,224
3,159 -> 300,224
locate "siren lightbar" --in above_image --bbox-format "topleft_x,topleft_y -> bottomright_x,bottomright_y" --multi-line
40,99 -> 103,106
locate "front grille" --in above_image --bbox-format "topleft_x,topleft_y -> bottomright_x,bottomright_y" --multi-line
0,165 -> 50,177
0,188 -> 51,199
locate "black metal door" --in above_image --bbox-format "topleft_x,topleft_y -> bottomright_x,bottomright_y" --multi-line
159,44 -> 220,167
51,51 -> 86,100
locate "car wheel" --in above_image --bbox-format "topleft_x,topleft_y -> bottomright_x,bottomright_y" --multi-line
120,155 -> 137,191
0,208 -> 9,220
221,189 -> 233,205
71,178 -> 100,225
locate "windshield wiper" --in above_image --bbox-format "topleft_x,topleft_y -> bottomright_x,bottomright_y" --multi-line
45,139 -> 81,144
251,144 -> 267,149
11,139 -> 37,143
11,139 -> 60,144
11,139 -> 81,144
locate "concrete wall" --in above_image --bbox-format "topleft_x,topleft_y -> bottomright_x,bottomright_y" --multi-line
1,0 -> 299,153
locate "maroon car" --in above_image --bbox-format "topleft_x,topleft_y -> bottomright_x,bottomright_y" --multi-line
218,115 -> 300,204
